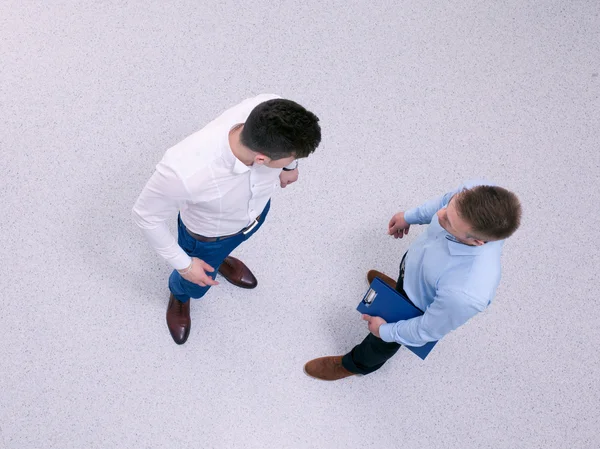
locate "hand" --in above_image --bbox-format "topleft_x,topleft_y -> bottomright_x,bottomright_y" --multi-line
279,168 -> 299,188
362,314 -> 387,338
179,257 -> 219,287
388,211 -> 410,239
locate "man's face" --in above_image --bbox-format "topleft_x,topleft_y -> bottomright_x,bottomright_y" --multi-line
437,195 -> 485,246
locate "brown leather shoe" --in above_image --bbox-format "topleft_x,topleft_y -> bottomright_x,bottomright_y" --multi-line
367,269 -> 397,289
166,294 -> 191,345
304,356 -> 356,381
218,256 -> 257,289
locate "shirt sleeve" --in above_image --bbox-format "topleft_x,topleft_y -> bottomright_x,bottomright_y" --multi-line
283,160 -> 298,170
132,162 -> 192,270
378,288 -> 484,346
403,179 -> 492,225
403,190 -> 456,225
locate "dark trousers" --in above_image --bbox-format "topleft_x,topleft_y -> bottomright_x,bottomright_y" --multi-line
341,258 -> 409,375
169,201 -> 270,302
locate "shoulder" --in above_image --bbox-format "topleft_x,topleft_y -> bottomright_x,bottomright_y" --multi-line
159,129 -> 225,181
441,179 -> 497,206
213,93 -> 282,122
440,245 -> 504,308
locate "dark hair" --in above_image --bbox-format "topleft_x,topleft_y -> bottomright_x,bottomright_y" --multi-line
455,185 -> 522,240
240,99 -> 321,160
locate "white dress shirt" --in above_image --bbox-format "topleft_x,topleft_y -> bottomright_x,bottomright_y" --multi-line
132,94 -> 289,270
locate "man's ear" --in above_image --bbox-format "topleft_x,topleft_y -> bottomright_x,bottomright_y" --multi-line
254,154 -> 268,165
466,233 -> 486,246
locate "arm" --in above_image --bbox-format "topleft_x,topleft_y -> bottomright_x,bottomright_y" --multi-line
283,160 -> 298,171
279,160 -> 299,188
132,163 -> 191,270
404,180 -> 493,225
403,191 -> 455,225
388,187 -> 458,237
378,289 -> 484,346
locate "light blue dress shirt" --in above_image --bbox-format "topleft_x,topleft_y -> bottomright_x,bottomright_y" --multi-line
378,181 -> 504,347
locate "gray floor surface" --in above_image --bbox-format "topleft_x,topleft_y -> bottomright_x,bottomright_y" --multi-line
1,1 -> 599,448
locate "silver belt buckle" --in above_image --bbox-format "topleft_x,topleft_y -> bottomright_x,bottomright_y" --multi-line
242,218 -> 259,235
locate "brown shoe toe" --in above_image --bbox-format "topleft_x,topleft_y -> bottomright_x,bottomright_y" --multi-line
218,256 -> 257,289
166,294 -> 191,345
304,356 -> 355,381
367,269 -> 397,289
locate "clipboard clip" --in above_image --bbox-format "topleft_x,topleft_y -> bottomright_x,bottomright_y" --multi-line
362,288 -> 377,307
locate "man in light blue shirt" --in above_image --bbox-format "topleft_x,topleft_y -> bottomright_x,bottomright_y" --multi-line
304,181 -> 522,381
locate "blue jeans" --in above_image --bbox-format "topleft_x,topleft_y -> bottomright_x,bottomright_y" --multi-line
169,201 -> 271,303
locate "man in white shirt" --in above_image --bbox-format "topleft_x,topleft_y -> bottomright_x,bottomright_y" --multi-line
132,94 -> 321,344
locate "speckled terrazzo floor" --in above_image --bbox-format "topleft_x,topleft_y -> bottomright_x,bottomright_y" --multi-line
1,1 -> 599,448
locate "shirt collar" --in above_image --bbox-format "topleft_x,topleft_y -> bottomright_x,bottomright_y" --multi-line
445,235 -> 485,256
432,214 -> 485,256
223,126 -> 251,174
232,157 -> 250,174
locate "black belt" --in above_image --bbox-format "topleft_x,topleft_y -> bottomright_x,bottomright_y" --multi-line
186,215 -> 262,242
398,252 -> 420,310
399,252 -> 407,281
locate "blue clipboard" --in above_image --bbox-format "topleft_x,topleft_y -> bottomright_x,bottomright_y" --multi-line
357,277 -> 437,360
